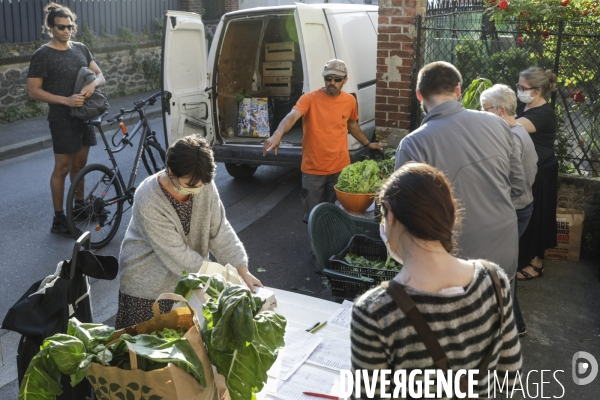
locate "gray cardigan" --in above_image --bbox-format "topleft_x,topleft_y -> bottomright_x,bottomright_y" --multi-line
119,173 -> 248,300
395,101 -> 521,279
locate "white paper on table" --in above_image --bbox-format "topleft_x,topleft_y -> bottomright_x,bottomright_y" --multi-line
326,300 -> 353,329
305,336 -> 351,371
268,328 -> 323,381
265,363 -> 341,400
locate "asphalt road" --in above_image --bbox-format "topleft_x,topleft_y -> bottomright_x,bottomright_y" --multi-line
0,117 -> 334,395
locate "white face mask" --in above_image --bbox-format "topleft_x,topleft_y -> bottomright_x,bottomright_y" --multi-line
517,89 -> 535,104
379,222 -> 404,265
167,173 -> 203,195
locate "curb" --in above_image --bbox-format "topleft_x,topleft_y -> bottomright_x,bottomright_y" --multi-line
0,109 -> 163,162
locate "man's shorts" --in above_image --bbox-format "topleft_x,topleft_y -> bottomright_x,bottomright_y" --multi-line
49,118 -> 97,154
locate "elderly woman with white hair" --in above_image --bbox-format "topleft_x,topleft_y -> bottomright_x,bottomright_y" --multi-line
481,83 -> 538,337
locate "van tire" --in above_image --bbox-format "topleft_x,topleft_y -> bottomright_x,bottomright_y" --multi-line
225,163 -> 259,179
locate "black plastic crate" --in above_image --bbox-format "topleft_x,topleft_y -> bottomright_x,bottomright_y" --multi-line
327,234 -> 399,301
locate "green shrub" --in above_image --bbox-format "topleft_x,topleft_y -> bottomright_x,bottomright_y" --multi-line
78,23 -> 97,50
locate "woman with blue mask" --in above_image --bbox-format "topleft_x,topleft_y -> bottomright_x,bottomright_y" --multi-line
115,134 -> 262,329
351,162 -> 522,398
515,67 -> 559,281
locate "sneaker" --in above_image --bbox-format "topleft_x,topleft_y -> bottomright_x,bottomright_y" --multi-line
517,325 -> 527,337
51,216 -> 82,238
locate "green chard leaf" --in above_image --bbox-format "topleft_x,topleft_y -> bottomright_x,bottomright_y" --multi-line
174,272 -> 226,300
202,285 -> 287,400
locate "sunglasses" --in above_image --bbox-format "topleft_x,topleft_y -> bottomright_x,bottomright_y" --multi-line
56,24 -> 75,31
324,76 -> 345,83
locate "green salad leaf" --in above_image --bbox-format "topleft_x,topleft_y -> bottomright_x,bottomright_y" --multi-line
202,285 -> 287,400
344,252 -> 402,271
108,333 -> 206,387
337,159 -> 382,194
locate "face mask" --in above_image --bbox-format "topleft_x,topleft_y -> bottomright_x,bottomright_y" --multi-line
517,89 -> 535,104
168,173 -> 203,195
380,221 -> 404,265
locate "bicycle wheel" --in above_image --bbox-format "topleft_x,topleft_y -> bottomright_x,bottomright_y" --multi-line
142,138 -> 166,175
66,163 -> 124,249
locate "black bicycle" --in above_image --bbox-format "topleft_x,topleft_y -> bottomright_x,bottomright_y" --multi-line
65,92 -> 166,249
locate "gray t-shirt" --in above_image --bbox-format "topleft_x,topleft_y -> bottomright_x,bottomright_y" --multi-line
28,41 -> 94,121
510,124 -> 538,209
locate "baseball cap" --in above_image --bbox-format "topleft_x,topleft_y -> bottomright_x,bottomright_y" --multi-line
322,59 -> 348,77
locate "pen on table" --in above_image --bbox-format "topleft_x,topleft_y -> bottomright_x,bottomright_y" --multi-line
303,391 -> 338,400
309,321 -> 327,333
305,321 -> 320,332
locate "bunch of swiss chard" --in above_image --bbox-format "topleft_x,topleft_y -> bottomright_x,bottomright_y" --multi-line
175,272 -> 287,400
18,319 -> 205,400
336,159 -> 383,194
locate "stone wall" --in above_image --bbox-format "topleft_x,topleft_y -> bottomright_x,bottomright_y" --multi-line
0,41 -> 161,119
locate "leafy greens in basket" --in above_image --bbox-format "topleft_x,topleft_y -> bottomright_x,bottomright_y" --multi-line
175,272 -> 287,400
336,159 -> 382,194
18,319 -> 206,400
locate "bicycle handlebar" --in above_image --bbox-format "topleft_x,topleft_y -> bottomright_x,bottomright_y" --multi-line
106,92 -> 162,123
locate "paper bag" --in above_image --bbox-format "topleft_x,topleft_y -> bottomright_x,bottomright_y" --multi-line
545,206 -> 585,262
196,262 -> 277,311
85,294 -> 218,400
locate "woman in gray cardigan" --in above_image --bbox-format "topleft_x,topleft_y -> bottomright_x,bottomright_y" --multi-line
115,135 -> 261,329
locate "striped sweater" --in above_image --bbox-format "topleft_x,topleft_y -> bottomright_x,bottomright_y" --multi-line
351,261 -> 522,399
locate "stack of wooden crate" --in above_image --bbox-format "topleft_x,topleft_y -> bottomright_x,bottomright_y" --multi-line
263,42 -> 294,96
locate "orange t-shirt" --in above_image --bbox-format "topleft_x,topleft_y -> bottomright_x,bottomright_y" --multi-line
293,89 -> 359,175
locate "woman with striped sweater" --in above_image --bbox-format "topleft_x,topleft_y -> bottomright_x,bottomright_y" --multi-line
351,162 -> 522,398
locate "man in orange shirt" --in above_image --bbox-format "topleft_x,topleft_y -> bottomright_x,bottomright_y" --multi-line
263,59 -> 380,222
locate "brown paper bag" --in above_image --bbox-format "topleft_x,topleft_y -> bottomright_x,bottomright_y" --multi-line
85,294 -> 218,400
545,206 -> 585,262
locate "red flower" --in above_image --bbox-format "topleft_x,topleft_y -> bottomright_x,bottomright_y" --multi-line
573,90 -> 586,103
520,11 -> 527,16
517,36 -> 523,43
542,30 -> 550,39
560,0 -> 569,6
499,0 -> 509,10
526,24 -> 531,30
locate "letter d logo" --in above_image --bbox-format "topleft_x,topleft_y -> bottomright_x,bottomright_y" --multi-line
572,351 -> 598,385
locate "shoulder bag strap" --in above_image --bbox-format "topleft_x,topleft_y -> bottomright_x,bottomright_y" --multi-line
385,280 -> 450,370
477,260 -> 505,375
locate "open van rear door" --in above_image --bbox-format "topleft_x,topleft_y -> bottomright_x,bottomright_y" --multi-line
162,11 -> 213,147
295,4 -> 336,93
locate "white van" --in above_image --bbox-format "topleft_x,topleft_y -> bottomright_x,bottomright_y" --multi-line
162,3 -> 378,178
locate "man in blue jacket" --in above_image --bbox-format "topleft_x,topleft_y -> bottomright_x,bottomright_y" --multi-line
395,61 -> 524,281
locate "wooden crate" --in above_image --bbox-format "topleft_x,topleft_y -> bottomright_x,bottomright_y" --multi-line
265,42 -> 295,61
263,76 -> 293,96
263,61 -> 293,77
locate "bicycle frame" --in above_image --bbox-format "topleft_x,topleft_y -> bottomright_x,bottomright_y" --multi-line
90,104 -> 157,209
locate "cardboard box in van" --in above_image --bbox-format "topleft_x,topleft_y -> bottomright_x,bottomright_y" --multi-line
162,4 -> 379,179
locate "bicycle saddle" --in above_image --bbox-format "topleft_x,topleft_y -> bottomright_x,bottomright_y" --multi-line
86,111 -> 108,126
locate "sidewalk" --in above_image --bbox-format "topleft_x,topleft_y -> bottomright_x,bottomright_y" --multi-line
0,90 -> 162,161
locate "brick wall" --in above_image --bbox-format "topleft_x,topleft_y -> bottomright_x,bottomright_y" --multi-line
224,0 -> 239,13
374,0 -> 427,148
181,0 -> 204,14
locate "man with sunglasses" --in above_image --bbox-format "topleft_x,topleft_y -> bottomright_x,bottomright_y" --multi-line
263,59 -> 380,222
27,3 -> 105,238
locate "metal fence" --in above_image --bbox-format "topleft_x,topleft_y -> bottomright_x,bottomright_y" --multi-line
0,0 -> 180,44
413,1 -> 600,176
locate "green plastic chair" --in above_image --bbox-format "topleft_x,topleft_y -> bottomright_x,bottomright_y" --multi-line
308,203 -> 378,288
308,203 -> 358,273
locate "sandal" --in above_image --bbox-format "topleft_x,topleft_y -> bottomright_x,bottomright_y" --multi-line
517,264 -> 544,281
